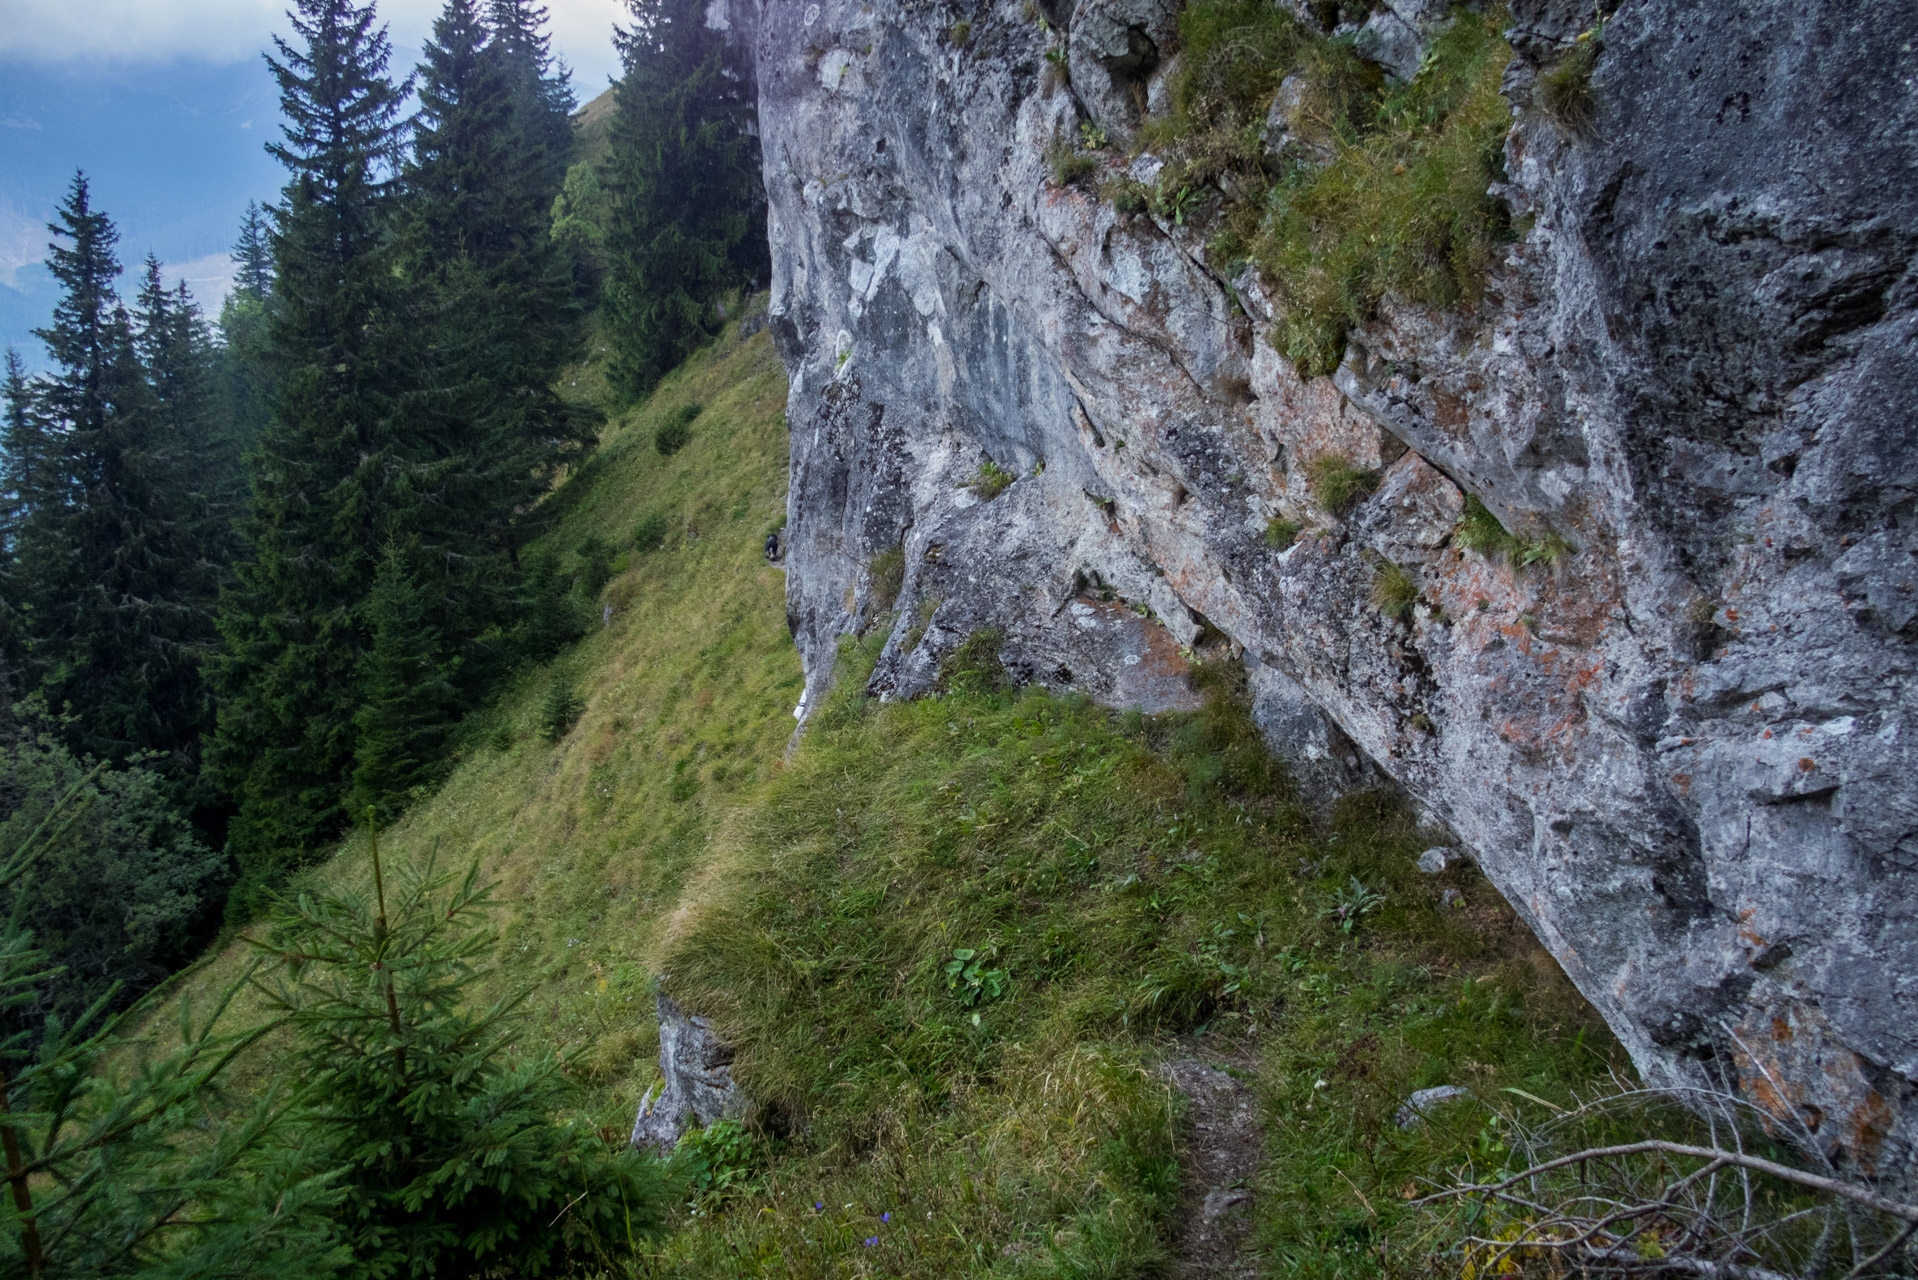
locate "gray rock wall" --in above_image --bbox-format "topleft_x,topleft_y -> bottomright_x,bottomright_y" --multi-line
746,0 -> 1918,1183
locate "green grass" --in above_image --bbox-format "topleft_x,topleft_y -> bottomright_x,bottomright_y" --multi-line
967,459 -> 1017,500
155,296 -> 1630,1277
1142,3 -> 1515,377
1370,560 -> 1419,621
1044,139 -> 1098,188
1266,515 -> 1305,548
1453,493 -> 1512,558
1538,35 -> 1601,134
1455,495 -> 1575,571
1306,455 -> 1380,516
648,647 -> 1622,1276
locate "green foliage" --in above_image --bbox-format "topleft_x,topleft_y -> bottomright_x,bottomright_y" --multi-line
252,822 -> 668,1278
652,641 -> 1622,1276
539,669 -> 584,742
1538,35 -> 1601,134
1370,559 -> 1419,621
350,543 -> 461,822
1513,524 -> 1576,570
0,772 -> 341,1279
1254,10 -> 1514,375
632,511 -> 671,553
0,726 -> 227,1032
1265,515 -> 1304,548
867,545 -> 906,611
1305,455 -> 1379,515
550,160 -> 611,277
519,548 -> 588,662
965,459 -> 1015,500
604,0 -> 768,400
937,628 -> 1008,696
948,19 -> 972,46
1045,138 -> 1097,187
655,402 -> 700,455
574,534 -> 616,598
673,1118 -> 759,1211
1453,492 -> 1512,557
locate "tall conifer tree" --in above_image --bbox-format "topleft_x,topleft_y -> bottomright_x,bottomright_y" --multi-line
213,0 -> 409,903
603,0 -> 768,400
219,203 -> 279,468
348,541 -> 458,819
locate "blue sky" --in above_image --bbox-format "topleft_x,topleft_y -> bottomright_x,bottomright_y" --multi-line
1,0 -> 627,367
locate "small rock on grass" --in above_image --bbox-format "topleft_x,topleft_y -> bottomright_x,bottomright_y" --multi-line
1395,1084 -> 1472,1129
1416,847 -> 1453,874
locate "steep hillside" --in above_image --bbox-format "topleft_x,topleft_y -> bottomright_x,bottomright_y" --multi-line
179,300 -> 1652,1275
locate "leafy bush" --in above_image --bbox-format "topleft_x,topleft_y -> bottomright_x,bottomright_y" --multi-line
656,403 -> 701,456
965,459 -> 1015,500
675,1118 -> 760,1211
0,728 -> 227,1031
633,510 -> 671,553
1371,559 -> 1419,621
1305,455 -> 1379,515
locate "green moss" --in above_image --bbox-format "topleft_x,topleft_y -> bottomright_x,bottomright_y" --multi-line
1305,455 -> 1379,515
1371,559 -> 1419,621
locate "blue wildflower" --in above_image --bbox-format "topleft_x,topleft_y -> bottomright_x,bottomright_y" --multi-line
863,1236 -> 878,1247
881,1212 -> 891,1223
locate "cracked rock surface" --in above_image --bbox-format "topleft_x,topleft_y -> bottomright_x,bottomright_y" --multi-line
731,0 -> 1918,1185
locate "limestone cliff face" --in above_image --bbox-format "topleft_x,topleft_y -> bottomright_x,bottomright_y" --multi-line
734,0 -> 1918,1182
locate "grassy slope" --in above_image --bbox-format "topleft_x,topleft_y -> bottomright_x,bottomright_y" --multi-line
182,304 -> 1625,1277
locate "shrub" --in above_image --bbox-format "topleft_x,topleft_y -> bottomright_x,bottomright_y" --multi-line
1265,515 -> 1304,548
1045,138 -> 1097,187
674,1119 -> 760,1211
632,510 -> 670,553
575,534 -> 616,597
1371,559 -> 1419,621
656,402 -> 700,455
1305,455 -> 1378,515
948,18 -> 971,46
1538,36 -> 1600,134
967,459 -> 1016,500
540,670 -> 584,742
868,545 -> 906,611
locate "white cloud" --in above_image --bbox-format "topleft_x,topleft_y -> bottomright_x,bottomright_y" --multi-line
163,251 -> 239,313
1,115 -> 43,129
0,0 -> 628,88
0,203 -> 48,292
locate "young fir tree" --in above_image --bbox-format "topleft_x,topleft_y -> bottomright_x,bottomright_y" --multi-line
603,0 -> 769,400
0,772 -> 343,1279
253,821 -> 666,1278
0,353 -> 41,731
18,176 -> 216,778
347,542 -> 459,821
402,0 -> 592,675
219,202 -> 278,461
213,0 -> 410,905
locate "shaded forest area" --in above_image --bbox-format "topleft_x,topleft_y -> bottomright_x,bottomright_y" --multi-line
0,0 -> 763,1062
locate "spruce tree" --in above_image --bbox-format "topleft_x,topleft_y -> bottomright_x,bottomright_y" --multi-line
218,204 -> 278,473
213,0 -> 409,903
348,542 -> 458,821
487,0 -> 577,196
403,0 -> 591,671
603,0 -> 769,400
232,200 -> 275,299
19,176 -> 216,777
254,824 -> 666,1277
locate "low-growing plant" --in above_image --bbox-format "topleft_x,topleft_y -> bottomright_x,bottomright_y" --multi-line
867,545 -> 906,611
655,402 -> 700,456
1538,34 -> 1601,134
1371,559 -> 1419,621
1265,515 -> 1304,548
1045,138 -> 1097,187
938,627 -> 1008,696
1321,874 -> 1386,933
1079,120 -> 1109,150
948,18 -> 971,46
966,459 -> 1016,500
1454,492 -> 1513,557
1512,524 -> 1576,570
944,944 -> 1009,1009
1100,174 -> 1151,213
575,534 -> 616,597
632,510 -> 670,553
1305,455 -> 1379,515
674,1118 -> 759,1211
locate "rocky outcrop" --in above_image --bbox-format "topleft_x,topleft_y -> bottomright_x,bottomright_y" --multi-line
743,0 -> 1918,1184
630,993 -> 738,1152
